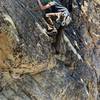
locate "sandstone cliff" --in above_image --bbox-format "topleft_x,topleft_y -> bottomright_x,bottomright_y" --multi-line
0,0 -> 100,100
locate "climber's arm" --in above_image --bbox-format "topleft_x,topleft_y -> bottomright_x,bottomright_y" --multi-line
32,7 -> 41,11
37,0 -> 55,10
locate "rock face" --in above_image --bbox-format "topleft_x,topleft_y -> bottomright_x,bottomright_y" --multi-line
0,0 -> 100,100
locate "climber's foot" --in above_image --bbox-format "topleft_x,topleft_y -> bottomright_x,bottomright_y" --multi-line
47,28 -> 58,37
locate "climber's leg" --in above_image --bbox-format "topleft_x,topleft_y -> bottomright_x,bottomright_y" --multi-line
45,12 -> 62,33
44,14 -> 54,31
46,12 -> 62,22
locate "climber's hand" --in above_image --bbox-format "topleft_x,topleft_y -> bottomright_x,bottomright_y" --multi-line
49,2 -> 55,6
37,0 -> 55,10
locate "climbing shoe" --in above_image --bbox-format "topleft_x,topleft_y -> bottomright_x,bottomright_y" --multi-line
47,28 -> 58,37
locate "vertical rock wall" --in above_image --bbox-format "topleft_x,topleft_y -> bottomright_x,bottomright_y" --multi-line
0,0 -> 99,100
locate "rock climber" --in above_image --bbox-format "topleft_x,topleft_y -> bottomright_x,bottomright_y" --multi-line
33,0 -> 71,34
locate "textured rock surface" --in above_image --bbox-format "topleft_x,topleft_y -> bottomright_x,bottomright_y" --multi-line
0,0 -> 100,100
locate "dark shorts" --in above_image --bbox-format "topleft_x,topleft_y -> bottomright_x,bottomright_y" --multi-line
51,1 -> 70,17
